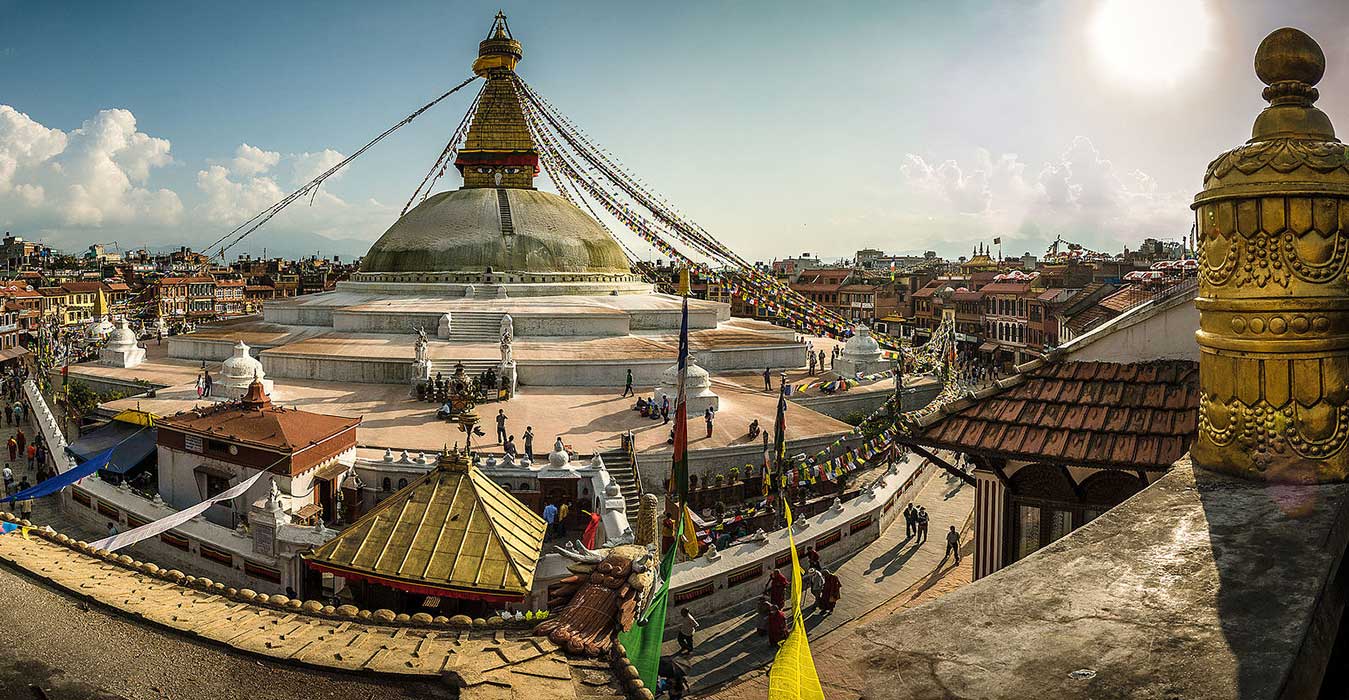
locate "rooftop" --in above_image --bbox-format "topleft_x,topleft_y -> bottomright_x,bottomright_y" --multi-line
307,450 -> 547,601
156,385 -> 361,454
910,360 -> 1199,470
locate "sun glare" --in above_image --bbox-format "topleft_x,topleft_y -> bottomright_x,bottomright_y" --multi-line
1089,0 -> 1213,88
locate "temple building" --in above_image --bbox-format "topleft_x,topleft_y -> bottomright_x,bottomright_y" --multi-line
155,380 -> 360,528
305,446 -> 547,614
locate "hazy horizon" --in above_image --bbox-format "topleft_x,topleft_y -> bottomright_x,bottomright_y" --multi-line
2,0 -> 1347,262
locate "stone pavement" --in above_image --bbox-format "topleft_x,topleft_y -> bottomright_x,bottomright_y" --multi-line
671,465 -> 974,695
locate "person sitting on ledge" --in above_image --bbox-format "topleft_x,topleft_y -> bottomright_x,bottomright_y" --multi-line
748,419 -> 760,441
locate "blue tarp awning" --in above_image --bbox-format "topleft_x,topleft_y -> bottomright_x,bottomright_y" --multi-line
67,422 -> 157,475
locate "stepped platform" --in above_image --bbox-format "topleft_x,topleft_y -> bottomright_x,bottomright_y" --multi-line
98,374 -> 853,456
163,309 -> 804,386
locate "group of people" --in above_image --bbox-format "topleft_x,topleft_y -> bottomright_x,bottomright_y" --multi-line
495,410 -> 535,461
194,370 -> 213,398
905,502 -> 961,564
904,503 -> 930,542
756,547 -> 842,647
805,346 -> 841,376
541,499 -> 570,539
635,395 -> 672,424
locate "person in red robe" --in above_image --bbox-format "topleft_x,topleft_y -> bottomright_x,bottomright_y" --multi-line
766,569 -> 788,609
767,606 -> 788,646
819,569 -> 842,615
581,510 -> 601,548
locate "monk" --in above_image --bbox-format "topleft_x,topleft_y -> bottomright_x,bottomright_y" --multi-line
819,569 -> 842,615
767,606 -> 788,646
766,569 -> 788,609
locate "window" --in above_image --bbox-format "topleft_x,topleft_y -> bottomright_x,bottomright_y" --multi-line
203,472 -> 230,499
397,478 -> 407,490
382,477 -> 391,492
1016,505 -> 1041,560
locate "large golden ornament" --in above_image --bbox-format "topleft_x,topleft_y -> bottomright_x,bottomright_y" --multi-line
1194,28 -> 1349,483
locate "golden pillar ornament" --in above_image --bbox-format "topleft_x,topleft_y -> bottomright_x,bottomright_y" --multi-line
1193,28 -> 1349,483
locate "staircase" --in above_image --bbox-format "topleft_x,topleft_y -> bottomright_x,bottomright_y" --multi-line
447,311 -> 504,342
426,358 -> 500,377
599,448 -> 643,523
496,188 -> 515,236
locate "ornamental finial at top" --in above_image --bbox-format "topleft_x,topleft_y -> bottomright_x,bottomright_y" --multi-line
1250,28 -> 1335,141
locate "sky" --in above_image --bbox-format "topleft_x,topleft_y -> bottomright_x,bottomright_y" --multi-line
1,0 -> 1348,262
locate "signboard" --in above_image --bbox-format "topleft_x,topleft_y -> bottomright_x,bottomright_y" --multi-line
184,435 -> 203,453
253,523 -> 275,556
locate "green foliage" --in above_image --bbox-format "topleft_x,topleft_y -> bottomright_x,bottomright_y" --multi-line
841,410 -> 870,426
63,381 -> 127,417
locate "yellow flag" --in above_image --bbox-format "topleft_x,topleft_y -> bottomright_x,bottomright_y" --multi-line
768,500 -> 825,700
680,505 -> 700,559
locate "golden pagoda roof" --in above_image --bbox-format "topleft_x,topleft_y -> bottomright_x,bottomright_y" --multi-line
306,449 -> 547,601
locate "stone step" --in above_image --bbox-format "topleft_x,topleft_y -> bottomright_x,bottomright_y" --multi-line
600,450 -> 642,522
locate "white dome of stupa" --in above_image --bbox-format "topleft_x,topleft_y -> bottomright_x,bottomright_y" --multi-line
222,341 -> 264,381
108,317 -> 137,347
842,324 -> 882,359
660,354 -> 711,389
220,340 -> 273,399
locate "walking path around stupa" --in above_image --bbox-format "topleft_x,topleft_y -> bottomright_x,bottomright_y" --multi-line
670,460 -> 975,695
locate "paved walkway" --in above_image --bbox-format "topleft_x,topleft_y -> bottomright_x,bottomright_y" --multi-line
672,464 -> 974,694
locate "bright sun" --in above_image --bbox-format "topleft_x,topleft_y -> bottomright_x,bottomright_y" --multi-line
1089,0 -> 1213,87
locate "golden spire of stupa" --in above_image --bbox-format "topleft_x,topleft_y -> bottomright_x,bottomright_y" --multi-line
457,11 -> 538,190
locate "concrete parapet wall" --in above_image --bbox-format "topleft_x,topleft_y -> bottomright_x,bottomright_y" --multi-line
262,305 -> 338,327
512,314 -> 629,337
663,460 -> 933,625
634,432 -> 854,493
332,309 -> 446,333
261,351 -> 410,384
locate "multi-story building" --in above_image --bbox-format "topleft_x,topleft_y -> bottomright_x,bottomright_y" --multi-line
836,282 -> 876,322
214,278 -> 246,316
57,281 -> 106,326
0,235 -> 52,271
187,277 -> 216,320
243,284 -> 277,313
154,277 -> 192,319
980,276 -> 1037,366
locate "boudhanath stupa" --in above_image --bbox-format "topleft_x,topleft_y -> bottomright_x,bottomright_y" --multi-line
84,18 -> 901,486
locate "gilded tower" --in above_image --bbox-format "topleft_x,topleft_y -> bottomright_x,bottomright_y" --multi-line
1193,28 -> 1349,483
455,12 -> 538,189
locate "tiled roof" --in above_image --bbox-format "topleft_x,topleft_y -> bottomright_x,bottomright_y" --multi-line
1099,285 -> 1155,312
913,360 -> 1198,470
979,281 -> 1033,294
157,399 -> 360,453
307,452 -> 546,601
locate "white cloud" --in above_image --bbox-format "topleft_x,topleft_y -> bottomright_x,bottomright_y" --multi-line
194,144 -> 390,242
0,103 -> 391,253
290,149 -> 344,186
229,143 -> 281,178
0,105 -> 182,230
891,136 -> 1191,256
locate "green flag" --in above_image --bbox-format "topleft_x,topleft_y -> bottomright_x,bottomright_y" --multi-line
618,518 -> 682,690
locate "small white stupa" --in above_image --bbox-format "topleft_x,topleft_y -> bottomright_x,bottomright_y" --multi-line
86,288 -> 115,341
653,354 -> 720,417
99,317 -> 145,368
834,324 -> 889,377
219,340 -> 273,399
